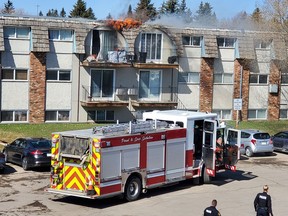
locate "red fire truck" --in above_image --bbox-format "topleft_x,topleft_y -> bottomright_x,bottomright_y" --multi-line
46,110 -> 240,201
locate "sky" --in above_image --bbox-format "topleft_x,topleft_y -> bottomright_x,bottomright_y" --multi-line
0,0 -> 264,20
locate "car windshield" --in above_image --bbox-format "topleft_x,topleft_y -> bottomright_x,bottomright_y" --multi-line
254,133 -> 270,139
30,140 -> 51,148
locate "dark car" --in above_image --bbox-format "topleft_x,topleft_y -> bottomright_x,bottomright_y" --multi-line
271,131 -> 288,153
0,152 -> 5,173
3,138 -> 51,170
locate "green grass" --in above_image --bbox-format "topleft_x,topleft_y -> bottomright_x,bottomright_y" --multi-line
0,120 -> 287,150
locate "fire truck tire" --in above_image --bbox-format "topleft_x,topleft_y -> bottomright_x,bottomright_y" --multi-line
22,157 -> 29,171
202,166 -> 212,184
124,176 -> 142,202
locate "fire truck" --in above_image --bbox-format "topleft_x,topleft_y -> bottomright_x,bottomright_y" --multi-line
46,110 -> 240,201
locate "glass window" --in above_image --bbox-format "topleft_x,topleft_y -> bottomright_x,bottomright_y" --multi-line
217,38 -> 236,48
14,111 -> 27,121
17,28 -> 30,38
214,73 -> 233,84
58,111 -> 70,121
213,109 -> 231,120
248,109 -> 266,119
87,111 -> 96,121
4,27 -> 29,38
280,109 -> 288,119
49,29 -> 73,41
140,33 -> 162,60
46,70 -> 71,81
214,74 -> 223,83
97,110 -> 105,121
182,36 -> 190,45
2,69 -> 14,79
45,111 -> 57,121
182,36 -> 201,46
281,74 -> 288,84
45,110 -> 70,122
106,110 -> 114,120
15,70 -> 28,80
139,70 -> 160,99
249,74 -> 268,84
1,111 -> 13,121
91,69 -> 114,98
4,27 -> 15,38
179,72 -> 200,83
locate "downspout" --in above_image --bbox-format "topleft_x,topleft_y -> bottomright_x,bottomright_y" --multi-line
77,54 -> 81,122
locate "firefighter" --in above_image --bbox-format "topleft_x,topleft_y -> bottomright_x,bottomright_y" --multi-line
216,136 -> 223,162
204,199 -> 221,216
254,185 -> 273,216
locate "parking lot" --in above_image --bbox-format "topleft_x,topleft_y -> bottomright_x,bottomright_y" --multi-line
0,152 -> 287,216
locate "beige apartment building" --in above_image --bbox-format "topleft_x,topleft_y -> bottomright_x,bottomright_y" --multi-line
0,15 -> 287,123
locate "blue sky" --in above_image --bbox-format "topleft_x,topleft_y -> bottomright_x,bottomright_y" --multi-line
0,0 -> 263,20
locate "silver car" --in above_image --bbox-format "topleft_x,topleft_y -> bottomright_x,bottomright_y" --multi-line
240,129 -> 273,157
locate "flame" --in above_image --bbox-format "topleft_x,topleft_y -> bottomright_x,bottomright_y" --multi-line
106,18 -> 142,31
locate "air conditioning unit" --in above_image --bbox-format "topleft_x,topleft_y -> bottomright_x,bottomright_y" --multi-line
128,88 -> 138,95
269,84 -> 278,94
116,88 -> 127,95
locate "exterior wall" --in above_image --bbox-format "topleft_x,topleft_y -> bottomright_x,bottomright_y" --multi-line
212,85 -> 233,108
46,83 -> 72,109
199,58 -> 214,112
29,52 -> 46,123
1,82 -> 29,109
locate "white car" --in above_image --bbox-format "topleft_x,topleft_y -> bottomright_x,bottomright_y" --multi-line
240,129 -> 273,157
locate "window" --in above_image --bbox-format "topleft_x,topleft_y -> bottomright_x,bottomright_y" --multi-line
49,29 -> 73,41
4,27 -> 30,39
1,69 -> 28,80
249,74 -> 268,84
45,110 -> 70,121
182,36 -> 202,46
139,70 -> 161,99
90,69 -> 114,98
87,110 -> 114,121
213,110 -> 232,120
140,33 -> 162,60
214,73 -> 233,84
248,109 -> 266,119
254,40 -> 271,49
217,38 -> 236,48
178,72 -> 200,83
281,74 -> 288,84
1,110 -> 27,122
46,70 -> 71,81
280,109 -> 288,119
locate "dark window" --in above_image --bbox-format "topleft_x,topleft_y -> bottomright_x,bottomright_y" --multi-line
254,133 -> 270,139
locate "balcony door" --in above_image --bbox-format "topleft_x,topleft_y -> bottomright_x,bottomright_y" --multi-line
139,70 -> 161,100
91,69 -> 114,99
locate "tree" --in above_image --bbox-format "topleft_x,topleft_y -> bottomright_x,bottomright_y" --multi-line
69,0 -> 96,19
127,4 -> 133,17
1,0 -> 15,14
194,1 -> 217,26
163,0 -> 179,14
106,13 -> 113,19
134,0 -> 157,22
47,9 -> 59,17
39,11 -> 43,16
60,8 -> 66,17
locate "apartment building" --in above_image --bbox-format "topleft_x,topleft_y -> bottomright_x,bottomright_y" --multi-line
0,15 -> 287,123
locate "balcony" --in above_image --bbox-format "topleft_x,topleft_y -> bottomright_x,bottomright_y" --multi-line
80,85 -> 179,109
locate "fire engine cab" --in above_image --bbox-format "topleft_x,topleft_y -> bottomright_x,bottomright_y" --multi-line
46,110 -> 240,201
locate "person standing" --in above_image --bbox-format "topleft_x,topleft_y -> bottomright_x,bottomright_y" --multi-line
204,199 -> 221,216
254,185 -> 273,216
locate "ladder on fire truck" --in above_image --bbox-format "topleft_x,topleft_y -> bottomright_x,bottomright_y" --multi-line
92,120 -> 169,136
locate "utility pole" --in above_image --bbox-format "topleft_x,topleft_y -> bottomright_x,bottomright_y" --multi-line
36,5 -> 39,16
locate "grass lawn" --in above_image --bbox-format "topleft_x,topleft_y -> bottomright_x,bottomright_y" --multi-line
0,120 -> 287,150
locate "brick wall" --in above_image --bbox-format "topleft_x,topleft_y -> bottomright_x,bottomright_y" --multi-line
268,60 -> 281,120
199,58 -> 214,112
29,52 -> 46,123
233,59 -> 250,121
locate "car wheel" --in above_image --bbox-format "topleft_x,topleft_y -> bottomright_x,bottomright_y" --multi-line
124,176 -> 141,202
22,157 -> 29,171
3,151 -> 8,163
245,147 -> 253,157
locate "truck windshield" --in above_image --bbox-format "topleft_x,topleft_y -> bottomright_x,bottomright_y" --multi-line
60,136 -> 89,156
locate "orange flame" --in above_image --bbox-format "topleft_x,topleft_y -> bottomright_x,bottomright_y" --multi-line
106,18 -> 142,31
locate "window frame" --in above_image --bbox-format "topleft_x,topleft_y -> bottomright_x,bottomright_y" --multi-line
45,110 -> 70,122
254,40 -> 271,49
182,36 -> 202,46
178,72 -> 200,84
213,73 -> 233,84
87,110 -> 115,122
4,26 -> 30,39
140,32 -> 162,61
249,74 -> 269,84
1,110 -> 28,122
46,70 -> 71,81
49,29 -> 73,41
217,38 -> 236,48
1,68 -> 28,81
248,109 -> 267,119
213,109 -> 232,120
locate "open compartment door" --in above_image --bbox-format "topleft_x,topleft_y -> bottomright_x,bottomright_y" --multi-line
223,129 -> 241,170
202,120 -> 217,177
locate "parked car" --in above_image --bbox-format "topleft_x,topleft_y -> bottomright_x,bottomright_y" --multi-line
0,152 -> 5,173
270,131 -> 288,153
240,129 -> 273,157
3,138 -> 51,170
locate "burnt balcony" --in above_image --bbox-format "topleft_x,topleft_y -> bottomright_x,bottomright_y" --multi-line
80,85 -> 179,109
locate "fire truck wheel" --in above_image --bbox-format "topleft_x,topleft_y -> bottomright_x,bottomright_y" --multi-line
22,157 -> 29,171
202,166 -> 211,184
124,176 -> 141,202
